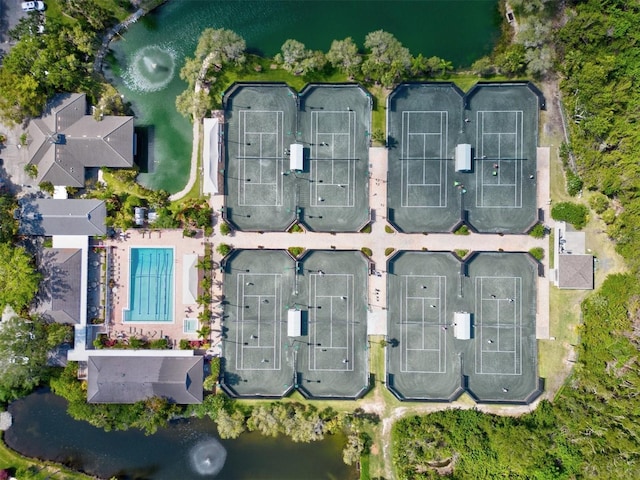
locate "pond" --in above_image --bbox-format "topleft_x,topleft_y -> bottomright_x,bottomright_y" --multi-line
5,391 -> 357,479
105,0 -> 500,193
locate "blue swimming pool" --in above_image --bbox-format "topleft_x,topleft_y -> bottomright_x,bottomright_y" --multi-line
125,247 -> 174,322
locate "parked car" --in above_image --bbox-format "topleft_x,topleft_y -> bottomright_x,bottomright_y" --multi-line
21,1 -> 45,12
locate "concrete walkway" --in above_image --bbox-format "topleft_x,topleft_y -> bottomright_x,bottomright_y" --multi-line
209,146 -> 550,339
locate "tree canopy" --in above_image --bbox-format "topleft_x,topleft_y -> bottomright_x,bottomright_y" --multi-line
0,243 -> 41,314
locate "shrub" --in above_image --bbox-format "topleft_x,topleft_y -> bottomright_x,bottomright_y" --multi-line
128,336 -> 147,349
566,171 -> 584,196
220,222 -> 231,236
38,181 -> 54,195
179,339 -> 191,350
289,223 -> 304,233
371,129 -> 385,144
183,228 -> 197,237
385,225 -> 395,233
360,223 -> 372,233
589,193 -> 610,214
385,247 -> 395,256
210,356 -> 221,380
216,243 -> 232,256
204,225 -> 214,237
150,338 -> 168,349
24,164 -> 37,178
529,247 -> 545,261
455,249 -> 469,258
288,246 -> 304,257
454,224 -> 470,235
551,202 -> 588,230
601,208 -> 616,225
529,223 -> 546,239
361,247 -> 373,257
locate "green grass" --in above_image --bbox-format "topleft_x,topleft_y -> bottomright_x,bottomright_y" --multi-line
0,433 -> 92,479
359,454 -> 371,480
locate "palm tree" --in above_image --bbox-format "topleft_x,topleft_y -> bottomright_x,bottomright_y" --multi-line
439,58 -> 454,77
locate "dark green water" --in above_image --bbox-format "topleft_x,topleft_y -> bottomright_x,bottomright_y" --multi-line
6,391 -> 356,479
106,0 -> 500,193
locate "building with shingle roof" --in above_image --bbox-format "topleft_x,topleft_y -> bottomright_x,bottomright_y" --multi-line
27,93 -> 134,187
86,354 -> 204,404
38,248 -> 83,324
18,198 -> 107,236
553,221 -> 594,290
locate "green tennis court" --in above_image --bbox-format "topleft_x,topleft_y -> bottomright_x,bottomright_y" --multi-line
386,82 -> 542,234
387,251 -> 541,403
221,249 -> 369,399
223,83 -> 371,232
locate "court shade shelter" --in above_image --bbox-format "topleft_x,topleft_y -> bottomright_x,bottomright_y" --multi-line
290,143 -> 304,171
454,312 -> 471,340
288,309 -> 302,337
386,251 -> 541,404
220,249 -> 369,399
223,83 -> 371,232
455,144 -> 472,172
386,82 -> 543,233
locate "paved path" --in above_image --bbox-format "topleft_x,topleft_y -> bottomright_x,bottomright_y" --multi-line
209,146 -> 550,339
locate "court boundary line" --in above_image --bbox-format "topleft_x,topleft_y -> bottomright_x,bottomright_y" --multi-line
308,273 -> 355,372
400,274 -> 447,374
235,273 -> 282,371
475,110 -> 524,209
400,111 -> 448,208
237,110 -> 285,207
310,110 -> 357,208
474,276 -> 522,375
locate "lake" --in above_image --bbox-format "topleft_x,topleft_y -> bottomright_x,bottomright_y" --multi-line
5,391 -> 356,479
105,0 -> 500,193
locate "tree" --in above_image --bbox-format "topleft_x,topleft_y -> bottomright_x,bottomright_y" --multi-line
279,39 -> 319,75
0,243 -> 41,313
410,53 -> 428,77
362,30 -> 411,86
438,58 -> 454,77
247,404 -> 280,437
216,408 -> 246,439
326,37 -> 362,77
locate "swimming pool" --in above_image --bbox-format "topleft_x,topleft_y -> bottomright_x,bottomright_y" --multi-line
124,247 -> 174,322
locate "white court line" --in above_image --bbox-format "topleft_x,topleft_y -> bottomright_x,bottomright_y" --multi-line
475,276 -> 522,375
476,110 -> 523,208
400,275 -> 446,373
310,111 -> 356,208
308,273 -> 355,371
401,111 -> 448,208
237,110 -> 284,207
235,273 -> 282,371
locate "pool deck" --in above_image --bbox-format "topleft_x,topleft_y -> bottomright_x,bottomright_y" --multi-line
104,229 -> 214,348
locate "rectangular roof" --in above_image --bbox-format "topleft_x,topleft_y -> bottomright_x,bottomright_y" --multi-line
288,309 -> 302,337
19,198 -> 107,236
454,312 -> 471,340
87,355 -> 204,404
455,144 -> 472,172
290,143 -> 304,171
38,248 -> 82,324
558,254 -> 594,290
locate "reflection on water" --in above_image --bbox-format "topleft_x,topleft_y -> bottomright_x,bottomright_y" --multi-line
6,391 -> 356,480
107,0 -> 500,193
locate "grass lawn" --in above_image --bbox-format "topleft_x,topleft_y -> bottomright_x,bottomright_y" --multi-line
0,433 -> 92,480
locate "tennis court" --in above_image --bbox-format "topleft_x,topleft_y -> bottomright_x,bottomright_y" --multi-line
386,251 -> 464,401
386,82 -> 542,233
387,84 -> 464,232
223,83 -> 371,232
464,84 -> 541,232
221,249 -> 368,399
124,247 -> 174,322
386,251 -> 541,404
223,84 -> 298,231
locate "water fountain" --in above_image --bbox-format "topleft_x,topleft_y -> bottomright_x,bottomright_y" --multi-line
124,44 -> 177,93
189,437 -> 227,476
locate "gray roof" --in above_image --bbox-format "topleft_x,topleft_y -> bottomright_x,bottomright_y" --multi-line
38,248 -> 82,324
87,356 -> 204,404
27,93 -> 134,187
19,198 -> 107,236
558,254 -> 594,290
